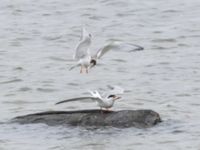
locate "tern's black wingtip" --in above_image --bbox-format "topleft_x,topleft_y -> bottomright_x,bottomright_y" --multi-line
55,102 -> 60,105
129,47 -> 144,52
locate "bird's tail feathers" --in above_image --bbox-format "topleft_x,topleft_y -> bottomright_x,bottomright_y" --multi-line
88,90 -> 101,99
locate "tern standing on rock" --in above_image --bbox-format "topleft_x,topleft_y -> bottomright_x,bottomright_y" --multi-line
55,86 -> 124,111
69,27 -> 144,73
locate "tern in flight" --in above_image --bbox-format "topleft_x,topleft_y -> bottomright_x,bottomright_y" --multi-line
69,27 -> 144,73
55,85 -> 124,110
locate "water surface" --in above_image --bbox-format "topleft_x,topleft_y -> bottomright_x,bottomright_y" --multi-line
1,0 -> 200,149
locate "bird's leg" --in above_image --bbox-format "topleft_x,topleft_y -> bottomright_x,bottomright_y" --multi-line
82,66 -> 86,73
100,107 -> 103,114
86,68 -> 88,74
106,108 -> 112,112
80,66 -> 83,73
83,67 -> 86,73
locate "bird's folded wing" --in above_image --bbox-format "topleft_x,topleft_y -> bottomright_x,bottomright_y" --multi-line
55,97 -> 97,105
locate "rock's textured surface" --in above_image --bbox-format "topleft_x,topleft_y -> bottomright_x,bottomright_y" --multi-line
12,109 -> 161,128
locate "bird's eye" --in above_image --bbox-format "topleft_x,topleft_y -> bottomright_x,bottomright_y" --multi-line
89,34 -> 92,37
108,95 -> 115,98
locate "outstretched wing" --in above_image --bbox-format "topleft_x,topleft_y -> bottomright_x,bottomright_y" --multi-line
93,41 -> 144,59
55,97 -> 98,105
93,41 -> 120,59
73,28 -> 92,60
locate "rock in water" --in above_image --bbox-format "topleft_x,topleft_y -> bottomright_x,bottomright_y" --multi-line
12,109 -> 161,128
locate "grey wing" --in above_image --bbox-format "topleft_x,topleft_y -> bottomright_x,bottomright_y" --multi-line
74,28 -> 91,60
74,39 -> 91,60
93,41 -> 144,59
80,27 -> 89,41
55,97 -> 97,105
93,41 -> 120,59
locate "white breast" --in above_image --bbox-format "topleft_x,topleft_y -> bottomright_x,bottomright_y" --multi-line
97,99 -> 114,108
79,56 -> 91,67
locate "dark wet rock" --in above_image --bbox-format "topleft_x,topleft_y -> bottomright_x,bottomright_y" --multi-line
12,109 -> 161,128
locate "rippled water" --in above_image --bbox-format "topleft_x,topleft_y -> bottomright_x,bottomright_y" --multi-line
1,0 -> 200,149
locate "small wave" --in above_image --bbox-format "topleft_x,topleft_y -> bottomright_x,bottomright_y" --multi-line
145,64 -> 154,68
0,79 -> 23,84
158,62 -> 170,65
151,38 -> 177,43
13,67 -> 24,71
153,31 -> 163,34
112,59 -> 126,63
14,37 -> 32,41
10,41 -> 22,47
151,46 -> 168,50
116,68 -> 128,73
175,93 -> 191,97
116,13 -> 134,17
36,88 -> 57,92
4,93 -> 16,97
48,56 -> 69,62
18,87 -> 32,92
68,82 -> 79,86
103,1 -> 128,7
43,35 -> 62,41
0,50 -> 6,53
42,13 -> 52,16
3,100 -> 44,104
162,9 -> 180,13
178,43 -> 190,47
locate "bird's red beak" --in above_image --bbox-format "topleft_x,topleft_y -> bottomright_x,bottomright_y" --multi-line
114,96 -> 121,100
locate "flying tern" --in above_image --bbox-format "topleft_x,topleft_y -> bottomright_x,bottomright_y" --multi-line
69,28 -> 144,73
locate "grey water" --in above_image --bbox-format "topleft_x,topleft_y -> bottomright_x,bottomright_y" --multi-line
1,0 -> 200,149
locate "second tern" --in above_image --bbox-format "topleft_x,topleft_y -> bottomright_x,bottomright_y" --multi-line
69,27 -> 144,73
55,86 -> 124,110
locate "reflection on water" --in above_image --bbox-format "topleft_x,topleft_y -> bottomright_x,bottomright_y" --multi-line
1,0 -> 200,149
